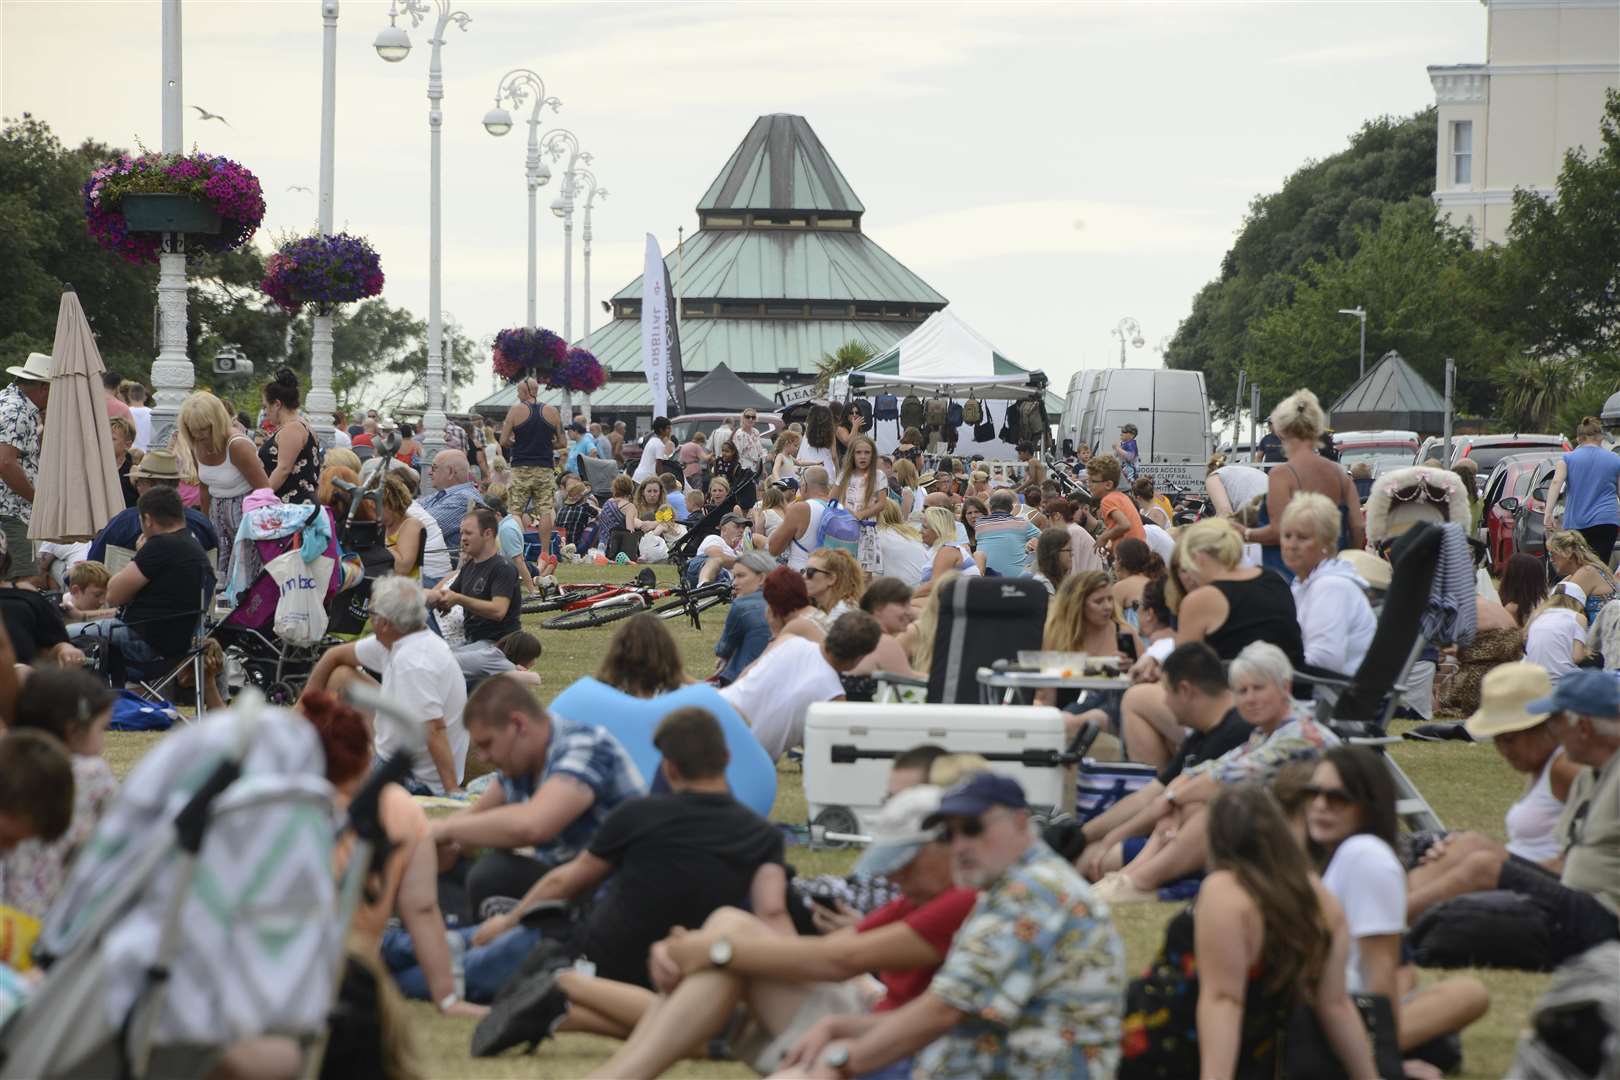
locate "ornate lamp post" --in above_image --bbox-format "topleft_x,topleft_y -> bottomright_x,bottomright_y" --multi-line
542,129 -> 590,419
483,69 -> 559,332
373,0 -> 471,460
149,0 -> 191,447
574,168 -> 607,350
305,0 -> 341,445
1111,316 -> 1145,369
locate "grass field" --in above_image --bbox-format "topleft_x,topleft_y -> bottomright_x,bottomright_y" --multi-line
100,561 -> 1551,1079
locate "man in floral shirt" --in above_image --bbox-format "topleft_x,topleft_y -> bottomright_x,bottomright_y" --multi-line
0,355 -> 50,581
798,773 -> 1125,1080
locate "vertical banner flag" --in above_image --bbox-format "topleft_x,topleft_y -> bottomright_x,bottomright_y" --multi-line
640,233 -> 686,420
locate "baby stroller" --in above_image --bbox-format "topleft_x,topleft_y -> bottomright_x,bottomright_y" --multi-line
215,505 -> 353,706
0,696 -> 405,1079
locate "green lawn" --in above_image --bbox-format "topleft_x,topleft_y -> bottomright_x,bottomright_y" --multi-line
100,561 -> 1550,1079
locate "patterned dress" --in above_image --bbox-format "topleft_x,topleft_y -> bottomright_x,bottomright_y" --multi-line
258,420 -> 323,504
0,383 -> 39,523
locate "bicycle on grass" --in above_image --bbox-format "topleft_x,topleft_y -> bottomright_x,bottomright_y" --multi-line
534,566 -> 733,631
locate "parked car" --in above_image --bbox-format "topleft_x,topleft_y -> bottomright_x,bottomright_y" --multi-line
1505,458 -> 1570,563
1416,433 -> 1569,487
1334,430 -> 1419,476
1479,451 -> 1562,569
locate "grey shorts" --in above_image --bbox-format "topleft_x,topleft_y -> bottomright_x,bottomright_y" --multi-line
453,639 -> 516,678
0,515 -> 33,579
729,977 -> 878,1074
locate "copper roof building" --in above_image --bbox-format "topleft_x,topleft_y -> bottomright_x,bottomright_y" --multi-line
476,114 -> 948,426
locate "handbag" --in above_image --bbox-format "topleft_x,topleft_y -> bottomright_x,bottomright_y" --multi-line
1282,992 -> 1404,1080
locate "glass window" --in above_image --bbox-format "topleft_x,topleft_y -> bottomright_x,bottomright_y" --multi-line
1452,121 -> 1472,186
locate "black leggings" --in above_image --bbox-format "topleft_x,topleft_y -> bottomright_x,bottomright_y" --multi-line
1577,523 -> 1618,564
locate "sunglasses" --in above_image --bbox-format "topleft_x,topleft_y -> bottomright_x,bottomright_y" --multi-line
801,566 -> 830,579
743,414 -> 757,420
940,811 -> 1002,841
1303,784 -> 1360,808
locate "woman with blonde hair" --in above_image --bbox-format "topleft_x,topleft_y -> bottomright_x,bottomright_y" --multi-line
905,570 -> 957,673
892,457 -> 923,520
633,477 -> 683,543
1545,529 -> 1617,627
914,505 -> 980,599
832,434 -> 887,520
380,472 -> 449,580
803,547 -> 864,631
1281,492 -> 1376,674
1525,582 -> 1589,684
178,390 -> 270,579
872,500 -> 929,587
1035,570 -> 1137,719
1241,388 -> 1365,582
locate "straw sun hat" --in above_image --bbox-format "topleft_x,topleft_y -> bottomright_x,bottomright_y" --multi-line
1464,661 -> 1554,739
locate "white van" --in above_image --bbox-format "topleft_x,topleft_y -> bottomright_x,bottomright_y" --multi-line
1063,369 -> 1213,491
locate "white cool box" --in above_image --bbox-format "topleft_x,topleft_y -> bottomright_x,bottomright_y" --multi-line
803,702 -> 1074,838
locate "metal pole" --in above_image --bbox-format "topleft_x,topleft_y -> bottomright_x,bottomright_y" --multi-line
1233,370 -> 1247,453
420,7 -> 450,459
1249,384 -> 1260,462
1358,311 -> 1367,380
1442,358 -> 1456,466
306,0 -> 340,446
676,224 -> 685,347
149,0 -> 192,449
561,179 -> 574,342
526,124 -> 539,329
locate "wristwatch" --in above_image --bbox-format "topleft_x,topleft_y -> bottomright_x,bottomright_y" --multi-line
821,1043 -> 853,1077
708,937 -> 733,968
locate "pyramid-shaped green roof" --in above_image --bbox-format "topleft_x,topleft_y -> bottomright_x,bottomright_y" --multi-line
698,114 -> 865,215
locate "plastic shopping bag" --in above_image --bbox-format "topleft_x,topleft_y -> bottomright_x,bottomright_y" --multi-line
264,551 -> 334,646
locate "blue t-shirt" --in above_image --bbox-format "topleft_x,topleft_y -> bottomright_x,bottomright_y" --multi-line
666,491 -> 688,518
566,433 -> 598,477
1562,445 -> 1620,529
497,515 -> 525,560
497,717 -> 646,866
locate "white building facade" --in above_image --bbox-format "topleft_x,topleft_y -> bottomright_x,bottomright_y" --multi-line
1429,0 -> 1619,244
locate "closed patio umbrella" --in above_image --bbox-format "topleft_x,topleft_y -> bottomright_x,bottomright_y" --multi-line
29,289 -> 125,543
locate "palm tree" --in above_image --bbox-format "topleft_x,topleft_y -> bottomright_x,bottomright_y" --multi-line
1495,355 -> 1579,431
815,340 -> 874,392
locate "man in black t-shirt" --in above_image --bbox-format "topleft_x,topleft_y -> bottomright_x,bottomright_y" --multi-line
428,507 -> 523,679
92,486 -> 217,696
1255,420 -> 1285,464
461,707 -> 786,1046
1076,642 -> 1251,881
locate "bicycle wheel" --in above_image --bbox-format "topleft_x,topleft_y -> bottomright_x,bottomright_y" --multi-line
652,585 -> 730,622
524,584 -> 610,614
543,597 -> 644,631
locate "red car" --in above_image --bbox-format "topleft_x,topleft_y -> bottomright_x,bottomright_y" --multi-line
1479,451 -> 1561,569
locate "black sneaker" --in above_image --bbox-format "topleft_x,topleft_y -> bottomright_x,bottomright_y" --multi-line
470,971 -> 568,1058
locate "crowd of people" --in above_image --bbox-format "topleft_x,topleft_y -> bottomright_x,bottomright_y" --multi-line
0,348 -> 1615,1079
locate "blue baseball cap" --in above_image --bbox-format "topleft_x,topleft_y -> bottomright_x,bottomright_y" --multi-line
925,772 -> 1028,826
1527,670 -> 1620,719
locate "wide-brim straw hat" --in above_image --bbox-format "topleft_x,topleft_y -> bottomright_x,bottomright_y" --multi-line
130,450 -> 182,481
1465,661 -> 1554,738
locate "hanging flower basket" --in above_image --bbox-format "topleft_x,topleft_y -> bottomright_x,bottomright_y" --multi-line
492,327 -> 567,385
83,151 -> 266,264
548,348 -> 607,394
260,232 -> 385,314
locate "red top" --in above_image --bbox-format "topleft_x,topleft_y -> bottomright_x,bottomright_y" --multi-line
857,886 -> 979,1011
106,396 -> 133,423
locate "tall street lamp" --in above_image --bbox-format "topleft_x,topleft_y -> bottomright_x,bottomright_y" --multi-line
149,0 -> 191,448
542,129 -> 590,416
483,68 -> 559,331
374,0 -> 471,460
575,168 -> 607,350
1338,306 -> 1367,379
306,0 -> 340,446
1111,317 -> 1145,369
573,168 -> 606,421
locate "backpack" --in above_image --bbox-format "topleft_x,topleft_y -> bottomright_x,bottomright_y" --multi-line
1015,399 -> 1047,442
925,397 -> 948,430
961,397 -> 983,425
945,401 -> 964,428
874,394 -> 899,421
900,395 -> 925,430
814,498 -> 862,556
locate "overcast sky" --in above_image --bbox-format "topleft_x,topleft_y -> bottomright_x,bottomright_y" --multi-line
1,0 -> 1486,409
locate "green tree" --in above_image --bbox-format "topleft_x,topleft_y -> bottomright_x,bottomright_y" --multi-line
1495,355 -> 1581,432
1165,109 -> 1438,416
815,340 -> 874,392
1244,198 -> 1517,414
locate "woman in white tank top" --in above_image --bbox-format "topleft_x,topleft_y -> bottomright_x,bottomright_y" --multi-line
179,392 -> 271,582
